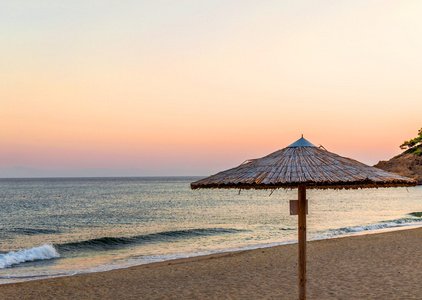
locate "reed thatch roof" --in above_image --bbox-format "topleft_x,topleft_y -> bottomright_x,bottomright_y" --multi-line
191,137 -> 418,190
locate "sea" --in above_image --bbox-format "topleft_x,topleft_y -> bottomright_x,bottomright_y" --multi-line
1,177 -> 421,284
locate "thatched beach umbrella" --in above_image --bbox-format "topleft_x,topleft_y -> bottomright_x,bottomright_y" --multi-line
191,136 -> 417,300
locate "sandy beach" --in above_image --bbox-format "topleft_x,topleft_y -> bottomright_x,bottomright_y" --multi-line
1,227 -> 422,299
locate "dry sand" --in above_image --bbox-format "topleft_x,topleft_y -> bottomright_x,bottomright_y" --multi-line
1,227 -> 422,299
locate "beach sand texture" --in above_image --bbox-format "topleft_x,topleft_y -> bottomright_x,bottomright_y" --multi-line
1,227 -> 421,299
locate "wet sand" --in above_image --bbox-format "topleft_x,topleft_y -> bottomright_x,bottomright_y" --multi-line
1,227 -> 422,299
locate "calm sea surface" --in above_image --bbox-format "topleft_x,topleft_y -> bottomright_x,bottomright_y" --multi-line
0,177 -> 421,284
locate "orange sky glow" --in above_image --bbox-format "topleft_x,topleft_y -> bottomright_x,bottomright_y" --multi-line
1,1 -> 421,175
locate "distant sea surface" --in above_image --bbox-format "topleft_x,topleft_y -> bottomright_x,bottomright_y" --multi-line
1,177 -> 421,284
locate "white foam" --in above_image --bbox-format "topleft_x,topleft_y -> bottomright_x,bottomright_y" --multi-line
0,244 -> 60,269
323,218 -> 422,238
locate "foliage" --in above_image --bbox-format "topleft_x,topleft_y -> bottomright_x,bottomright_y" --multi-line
409,212 -> 422,218
400,128 -> 422,156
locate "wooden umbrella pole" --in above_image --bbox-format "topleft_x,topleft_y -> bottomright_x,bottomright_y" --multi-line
298,183 -> 307,300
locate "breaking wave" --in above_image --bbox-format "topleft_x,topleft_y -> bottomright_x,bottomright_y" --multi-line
56,228 -> 245,252
0,245 -> 60,269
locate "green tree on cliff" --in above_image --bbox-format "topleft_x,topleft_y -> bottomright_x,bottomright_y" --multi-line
400,128 -> 422,156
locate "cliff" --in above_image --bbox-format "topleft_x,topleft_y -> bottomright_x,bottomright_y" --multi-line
374,147 -> 422,185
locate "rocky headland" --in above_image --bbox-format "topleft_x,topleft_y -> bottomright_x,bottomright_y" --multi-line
374,146 -> 422,185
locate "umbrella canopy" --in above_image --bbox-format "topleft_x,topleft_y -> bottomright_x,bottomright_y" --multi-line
191,136 -> 417,190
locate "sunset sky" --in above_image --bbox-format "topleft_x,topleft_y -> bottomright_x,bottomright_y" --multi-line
1,1 -> 422,176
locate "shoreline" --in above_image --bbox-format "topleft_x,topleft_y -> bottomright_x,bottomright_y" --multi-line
2,222 -> 422,286
1,223 -> 422,285
2,226 -> 422,299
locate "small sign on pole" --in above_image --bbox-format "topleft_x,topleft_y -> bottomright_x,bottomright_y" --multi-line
290,200 -> 308,215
